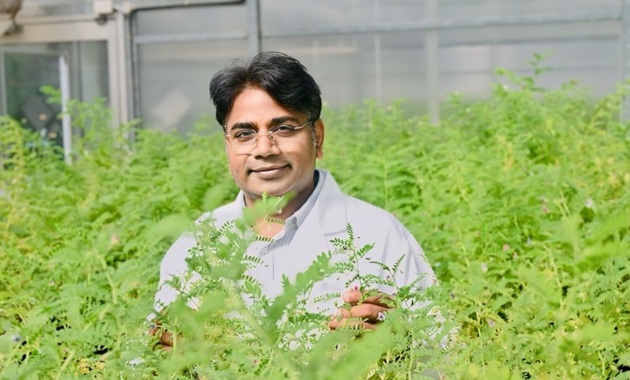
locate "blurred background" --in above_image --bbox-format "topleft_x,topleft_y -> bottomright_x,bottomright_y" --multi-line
0,0 -> 624,154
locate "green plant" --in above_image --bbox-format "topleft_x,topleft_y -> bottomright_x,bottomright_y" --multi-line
1,68 -> 629,379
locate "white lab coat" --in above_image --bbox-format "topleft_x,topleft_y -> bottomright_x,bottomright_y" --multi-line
154,170 -> 436,315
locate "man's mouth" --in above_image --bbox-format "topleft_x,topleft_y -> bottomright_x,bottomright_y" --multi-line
249,165 -> 289,178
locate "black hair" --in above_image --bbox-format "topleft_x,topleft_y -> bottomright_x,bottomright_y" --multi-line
209,51 -> 322,129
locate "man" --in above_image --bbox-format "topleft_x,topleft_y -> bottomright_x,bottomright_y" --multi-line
152,51 -> 436,348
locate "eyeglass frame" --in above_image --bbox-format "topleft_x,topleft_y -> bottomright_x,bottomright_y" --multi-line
223,119 -> 315,150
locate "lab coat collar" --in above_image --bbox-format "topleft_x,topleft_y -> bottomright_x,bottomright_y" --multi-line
310,169 -> 348,236
211,169 -> 349,236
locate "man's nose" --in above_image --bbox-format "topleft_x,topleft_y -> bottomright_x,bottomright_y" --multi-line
252,132 -> 279,157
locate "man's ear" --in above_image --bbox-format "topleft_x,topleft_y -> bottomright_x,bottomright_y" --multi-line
314,119 -> 325,159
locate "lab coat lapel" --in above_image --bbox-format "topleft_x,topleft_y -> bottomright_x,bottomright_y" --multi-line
316,172 -> 348,235
288,170 -> 347,256
301,171 -> 358,311
312,170 -> 349,243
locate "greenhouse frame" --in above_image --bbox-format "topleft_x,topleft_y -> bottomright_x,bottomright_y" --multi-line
0,0 -> 626,157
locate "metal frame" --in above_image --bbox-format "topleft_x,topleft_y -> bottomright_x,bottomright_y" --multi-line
1,2 -> 627,125
261,11 -> 621,38
127,0 -> 257,121
59,54 -> 72,163
425,0 -> 439,124
247,0 -> 261,57
622,0 -> 630,120
0,46 -> 47,115
0,14 -> 129,127
128,6 -> 622,123
0,46 -> 72,158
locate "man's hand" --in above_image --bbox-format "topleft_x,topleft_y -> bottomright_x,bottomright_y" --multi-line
328,287 -> 394,331
148,321 -> 174,351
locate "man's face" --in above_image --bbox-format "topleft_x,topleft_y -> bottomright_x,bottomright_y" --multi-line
224,87 -> 324,205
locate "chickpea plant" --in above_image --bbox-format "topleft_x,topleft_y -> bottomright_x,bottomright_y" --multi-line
1,65 -> 629,379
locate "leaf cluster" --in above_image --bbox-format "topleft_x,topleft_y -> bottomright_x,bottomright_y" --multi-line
1,68 -> 629,378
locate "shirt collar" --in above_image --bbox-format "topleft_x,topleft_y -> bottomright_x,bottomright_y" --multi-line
235,169 -> 326,228
289,169 -> 324,228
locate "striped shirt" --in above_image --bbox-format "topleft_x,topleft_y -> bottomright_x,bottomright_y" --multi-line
246,170 -> 323,257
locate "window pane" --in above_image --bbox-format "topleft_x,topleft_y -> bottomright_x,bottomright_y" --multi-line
263,32 -> 428,114
438,0 -> 621,19
1,41 -> 109,148
138,40 -> 248,133
20,0 -> 93,17
438,21 -> 619,102
262,0 -> 426,34
136,4 -> 247,36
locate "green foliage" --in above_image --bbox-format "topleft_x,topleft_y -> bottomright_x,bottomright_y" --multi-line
1,69 -> 629,379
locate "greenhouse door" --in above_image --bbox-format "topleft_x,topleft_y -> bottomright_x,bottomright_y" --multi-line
1,47 -> 72,160
0,16 -> 127,160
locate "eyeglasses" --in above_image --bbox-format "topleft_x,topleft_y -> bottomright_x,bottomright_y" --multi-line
224,120 -> 313,153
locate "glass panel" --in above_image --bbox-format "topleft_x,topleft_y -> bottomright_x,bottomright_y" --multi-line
138,40 -> 249,133
125,0 -> 240,6
263,32 -> 428,115
20,0 -> 93,17
76,42 -> 110,102
20,0 -> 243,18
19,0 -> 619,20
438,0 -> 622,19
136,4 -> 247,35
438,22 -> 620,104
1,42 -> 109,149
261,0 -> 427,34
3,49 -> 62,146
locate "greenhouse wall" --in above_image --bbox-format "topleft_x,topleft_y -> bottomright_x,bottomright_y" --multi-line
0,0 -> 625,138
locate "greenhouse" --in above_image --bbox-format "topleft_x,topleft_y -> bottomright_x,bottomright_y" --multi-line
1,1 -> 629,379
0,1 -> 625,136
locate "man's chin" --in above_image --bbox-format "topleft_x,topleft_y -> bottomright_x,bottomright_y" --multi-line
248,183 -> 293,199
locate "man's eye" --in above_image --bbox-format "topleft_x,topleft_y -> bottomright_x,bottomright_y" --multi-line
235,130 -> 256,139
272,125 -> 295,134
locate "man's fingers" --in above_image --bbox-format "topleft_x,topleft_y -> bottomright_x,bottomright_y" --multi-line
341,288 -> 395,307
332,303 -> 389,323
350,303 -> 390,323
148,322 -> 174,348
159,330 -> 174,346
333,288 -> 394,331
362,294 -> 395,308
328,316 -> 377,331
341,287 -> 362,304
